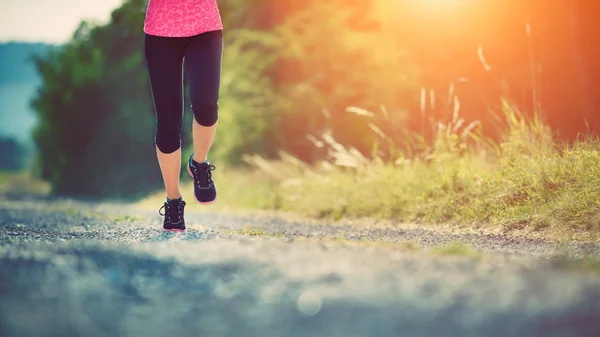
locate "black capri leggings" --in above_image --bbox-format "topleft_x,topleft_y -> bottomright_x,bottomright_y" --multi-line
144,29 -> 223,154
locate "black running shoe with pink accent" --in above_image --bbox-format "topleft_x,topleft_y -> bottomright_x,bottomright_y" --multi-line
187,154 -> 217,204
158,197 -> 186,232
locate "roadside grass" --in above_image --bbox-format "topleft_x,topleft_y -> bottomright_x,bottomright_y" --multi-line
112,215 -> 146,222
431,242 -> 483,259
238,225 -> 267,236
140,98 -> 600,242
549,255 -> 600,274
0,170 -> 50,198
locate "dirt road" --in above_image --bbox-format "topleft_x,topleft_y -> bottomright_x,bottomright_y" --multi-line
1,198 -> 599,337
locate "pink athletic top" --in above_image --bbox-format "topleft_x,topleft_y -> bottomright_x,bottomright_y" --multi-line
144,0 -> 223,37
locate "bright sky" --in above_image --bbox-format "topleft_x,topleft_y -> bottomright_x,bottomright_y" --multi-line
0,0 -> 125,44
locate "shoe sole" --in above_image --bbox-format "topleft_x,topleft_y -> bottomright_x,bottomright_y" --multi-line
187,164 -> 217,205
163,228 -> 186,233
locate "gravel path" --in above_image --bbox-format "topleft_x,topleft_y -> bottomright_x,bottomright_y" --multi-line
1,197 -> 600,337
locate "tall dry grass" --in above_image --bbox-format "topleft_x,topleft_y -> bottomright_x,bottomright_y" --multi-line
192,95 -> 600,240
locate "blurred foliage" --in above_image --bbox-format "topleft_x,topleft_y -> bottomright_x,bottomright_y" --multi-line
30,0 -> 419,198
31,0 -> 158,198
271,1 -> 420,162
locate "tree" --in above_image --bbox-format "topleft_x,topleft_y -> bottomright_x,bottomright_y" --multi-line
270,1 -> 420,161
31,0 -> 161,198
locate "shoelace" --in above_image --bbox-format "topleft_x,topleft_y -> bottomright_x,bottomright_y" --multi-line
192,163 -> 216,189
158,200 -> 185,223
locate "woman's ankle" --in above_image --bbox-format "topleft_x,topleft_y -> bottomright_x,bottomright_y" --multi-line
166,193 -> 182,201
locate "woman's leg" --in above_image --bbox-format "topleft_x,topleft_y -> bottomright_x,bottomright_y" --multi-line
184,30 -> 223,163
183,30 -> 223,203
144,33 -> 187,200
